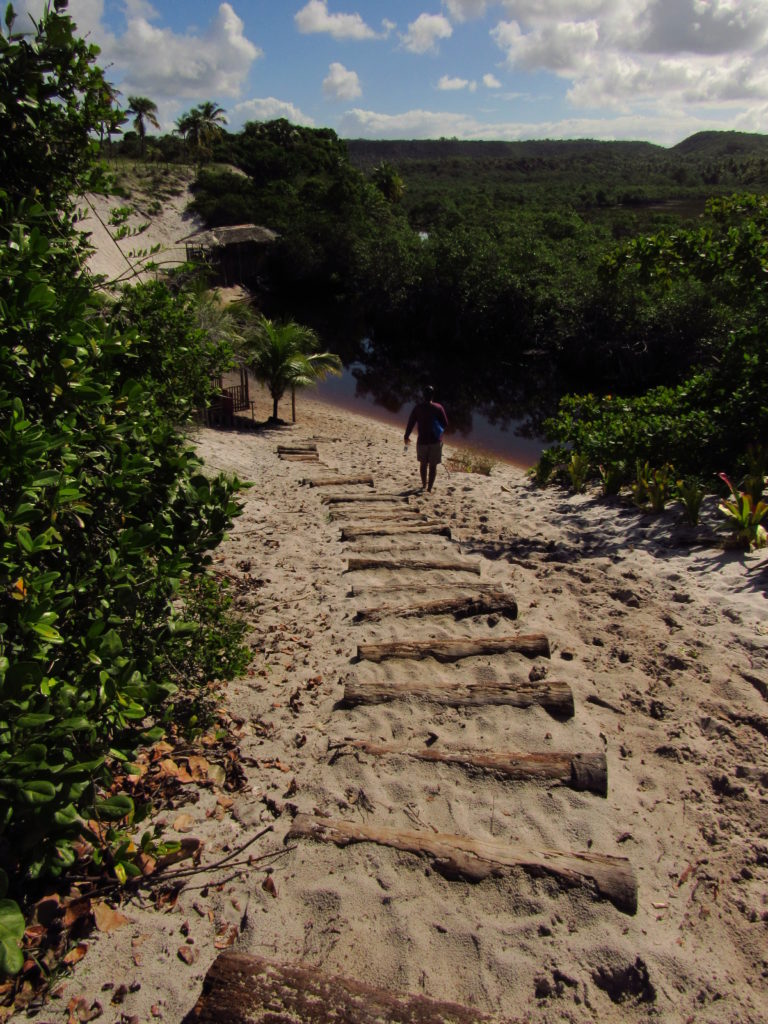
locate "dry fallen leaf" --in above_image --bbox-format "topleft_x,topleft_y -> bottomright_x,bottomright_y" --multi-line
62,898 -> 92,929
186,755 -> 211,781
261,875 -> 277,898
66,996 -> 102,1023
93,902 -> 131,933
172,813 -> 195,833
214,924 -> 238,949
207,763 -> 226,787
62,942 -> 89,967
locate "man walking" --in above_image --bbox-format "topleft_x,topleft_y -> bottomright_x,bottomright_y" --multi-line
404,384 -> 449,492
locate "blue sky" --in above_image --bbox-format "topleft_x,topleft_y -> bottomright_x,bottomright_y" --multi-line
16,0 -> 768,145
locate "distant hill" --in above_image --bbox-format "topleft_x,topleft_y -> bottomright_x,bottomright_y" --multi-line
671,130 -> 768,158
346,137 -> 661,169
346,132 -> 768,168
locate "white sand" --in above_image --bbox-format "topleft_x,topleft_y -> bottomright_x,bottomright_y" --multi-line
31,393 -> 768,1024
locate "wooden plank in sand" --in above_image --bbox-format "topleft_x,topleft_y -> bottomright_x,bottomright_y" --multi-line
184,952 -> 497,1024
279,453 -> 320,462
346,556 -> 481,575
348,742 -> 607,796
341,523 -> 451,542
306,475 -> 374,488
320,493 -> 409,504
341,672 -> 573,717
353,589 -> 517,623
287,815 -> 637,915
277,443 -> 317,453
358,634 -> 550,663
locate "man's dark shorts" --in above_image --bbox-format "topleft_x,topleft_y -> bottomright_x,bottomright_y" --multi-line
416,442 -> 443,468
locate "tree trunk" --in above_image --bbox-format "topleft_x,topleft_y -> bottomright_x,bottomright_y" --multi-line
306,475 -> 375,488
287,815 -> 637,915
341,672 -> 573,717
183,952 -> 496,1024
357,634 -> 550,663
345,556 -> 481,574
346,742 -> 607,796
352,589 -> 517,622
341,523 -> 452,542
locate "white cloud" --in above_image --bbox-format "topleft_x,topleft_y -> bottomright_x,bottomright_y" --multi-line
108,4 -> 261,100
442,0 -> 490,20
338,104 -> 743,146
438,75 -> 470,90
401,13 -> 453,54
492,18 -> 599,73
294,0 -> 377,40
232,97 -> 315,126
489,0 -> 768,110
483,72 -> 501,88
323,62 -> 362,100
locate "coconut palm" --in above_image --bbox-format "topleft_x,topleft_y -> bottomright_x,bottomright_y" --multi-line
244,316 -> 341,422
127,95 -> 160,159
176,102 -> 227,163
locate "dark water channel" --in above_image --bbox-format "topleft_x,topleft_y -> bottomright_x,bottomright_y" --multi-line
312,362 -> 545,470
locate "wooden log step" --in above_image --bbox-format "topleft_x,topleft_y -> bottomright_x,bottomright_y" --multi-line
358,634 -> 550,663
306,475 -> 374,488
279,453 -> 320,461
330,509 -> 425,523
321,493 -> 409,504
184,952 -> 497,1024
347,742 -> 606,796
277,443 -> 317,453
346,556 -> 481,575
348,581 -> 505,598
341,524 -> 451,542
353,589 -> 517,623
287,815 -> 637,915
341,672 -> 573,717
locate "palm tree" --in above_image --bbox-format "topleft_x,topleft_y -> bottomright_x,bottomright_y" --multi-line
372,161 -> 405,203
127,95 -> 160,158
243,317 -> 341,422
176,102 -> 227,163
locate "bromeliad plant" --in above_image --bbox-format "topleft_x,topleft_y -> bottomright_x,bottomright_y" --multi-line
718,473 -> 768,549
675,477 -> 705,526
568,452 -> 591,493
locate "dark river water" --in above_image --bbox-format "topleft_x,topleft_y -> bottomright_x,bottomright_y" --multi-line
312,363 -> 544,470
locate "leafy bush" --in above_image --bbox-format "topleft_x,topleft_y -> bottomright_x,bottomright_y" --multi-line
0,1 -> 248,941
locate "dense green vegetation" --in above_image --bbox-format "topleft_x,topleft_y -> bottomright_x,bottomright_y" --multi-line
173,121 -> 768,451
0,1 -> 249,960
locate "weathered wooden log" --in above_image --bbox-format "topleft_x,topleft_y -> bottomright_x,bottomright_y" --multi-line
348,582 -> 504,598
306,475 -> 374,488
321,493 -> 409,504
341,672 -> 574,717
348,742 -> 606,796
342,524 -> 451,542
183,952 -> 499,1024
353,589 -> 517,622
287,815 -> 637,915
279,453 -> 320,461
358,634 -> 550,663
330,509 -> 425,523
346,556 -> 481,575
277,444 -> 317,453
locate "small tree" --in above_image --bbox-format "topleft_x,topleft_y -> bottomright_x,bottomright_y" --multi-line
243,316 -> 341,421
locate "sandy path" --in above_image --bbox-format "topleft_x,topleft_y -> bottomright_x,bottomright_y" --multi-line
32,394 -> 768,1024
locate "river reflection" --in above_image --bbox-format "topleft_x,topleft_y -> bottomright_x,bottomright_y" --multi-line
313,359 -> 545,469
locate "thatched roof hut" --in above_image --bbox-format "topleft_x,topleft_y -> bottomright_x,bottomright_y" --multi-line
179,223 -> 279,286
